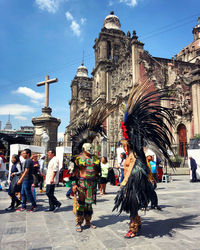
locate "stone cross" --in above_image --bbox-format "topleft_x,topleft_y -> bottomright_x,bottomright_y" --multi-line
37,75 -> 58,107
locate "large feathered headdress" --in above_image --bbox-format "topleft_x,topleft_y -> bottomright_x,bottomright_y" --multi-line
121,81 -> 175,165
71,99 -> 123,156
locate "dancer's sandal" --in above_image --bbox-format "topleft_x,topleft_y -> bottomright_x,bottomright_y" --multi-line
76,224 -> 82,232
124,230 -> 136,238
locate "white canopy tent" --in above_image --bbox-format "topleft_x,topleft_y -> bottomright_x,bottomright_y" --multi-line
56,146 -> 72,170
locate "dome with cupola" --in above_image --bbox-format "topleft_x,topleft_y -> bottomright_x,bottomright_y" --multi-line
76,63 -> 89,78
103,11 -> 121,30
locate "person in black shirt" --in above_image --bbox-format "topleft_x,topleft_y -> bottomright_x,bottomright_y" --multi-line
17,149 -> 37,212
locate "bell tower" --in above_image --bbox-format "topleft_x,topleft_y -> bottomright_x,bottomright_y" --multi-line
65,62 -> 92,146
92,11 -> 132,156
69,63 -> 92,121
92,11 -> 131,105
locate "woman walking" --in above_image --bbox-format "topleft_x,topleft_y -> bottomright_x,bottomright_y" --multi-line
6,154 -> 22,211
32,154 -> 40,187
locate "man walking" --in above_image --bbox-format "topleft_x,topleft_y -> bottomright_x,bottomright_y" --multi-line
46,149 -> 61,212
17,149 -> 37,212
146,153 -> 161,210
189,156 -> 197,182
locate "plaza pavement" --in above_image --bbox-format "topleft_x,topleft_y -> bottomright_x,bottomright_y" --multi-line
0,175 -> 200,250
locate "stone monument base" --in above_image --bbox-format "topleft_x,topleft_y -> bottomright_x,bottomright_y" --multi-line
32,107 -> 60,151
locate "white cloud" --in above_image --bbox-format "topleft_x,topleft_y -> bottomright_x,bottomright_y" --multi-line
119,0 -> 137,7
14,116 -> 28,121
80,18 -> 86,25
65,11 -> 85,37
0,104 -> 36,116
15,87 -> 44,100
65,11 -> 73,21
14,87 -> 45,106
109,1 -> 114,6
70,20 -> 81,36
35,0 -> 68,13
35,0 -> 60,13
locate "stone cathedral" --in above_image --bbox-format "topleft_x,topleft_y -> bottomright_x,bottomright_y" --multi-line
64,12 -> 200,159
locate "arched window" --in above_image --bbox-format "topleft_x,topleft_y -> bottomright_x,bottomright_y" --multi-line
177,124 -> 187,157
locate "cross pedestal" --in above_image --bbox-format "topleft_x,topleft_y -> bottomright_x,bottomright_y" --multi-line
32,75 -> 60,151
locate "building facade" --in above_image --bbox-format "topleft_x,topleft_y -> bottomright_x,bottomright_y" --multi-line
65,12 -> 200,159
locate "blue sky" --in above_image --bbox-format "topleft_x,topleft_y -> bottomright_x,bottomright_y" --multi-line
0,0 -> 200,139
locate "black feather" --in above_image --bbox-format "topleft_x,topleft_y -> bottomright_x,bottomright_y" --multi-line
71,98 -> 123,156
113,158 -> 154,217
125,86 -> 175,166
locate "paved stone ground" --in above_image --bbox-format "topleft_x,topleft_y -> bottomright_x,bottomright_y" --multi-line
0,175 -> 200,250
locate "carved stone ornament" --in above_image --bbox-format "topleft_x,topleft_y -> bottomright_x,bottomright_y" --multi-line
170,80 -> 192,119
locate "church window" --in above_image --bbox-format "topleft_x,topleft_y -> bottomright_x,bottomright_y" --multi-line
107,41 -> 112,60
113,44 -> 119,61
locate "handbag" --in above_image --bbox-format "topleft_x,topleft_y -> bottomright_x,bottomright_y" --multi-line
10,174 -> 21,194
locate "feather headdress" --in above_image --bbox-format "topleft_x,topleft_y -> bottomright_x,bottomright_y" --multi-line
112,82 -> 175,217
122,81 -> 175,166
71,98 -> 123,156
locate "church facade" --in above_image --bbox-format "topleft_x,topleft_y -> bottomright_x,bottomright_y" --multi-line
64,12 -> 200,159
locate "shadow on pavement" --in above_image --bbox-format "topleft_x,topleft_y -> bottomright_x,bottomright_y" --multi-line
142,214 -> 199,238
41,205 -> 73,213
59,205 -> 73,212
96,199 -> 109,203
159,204 -> 174,209
0,209 -> 13,214
94,214 -> 128,227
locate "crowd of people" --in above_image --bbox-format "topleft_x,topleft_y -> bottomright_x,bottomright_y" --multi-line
3,144 -> 164,221
3,145 -> 162,214
2,147 -> 199,214
5,148 -> 61,212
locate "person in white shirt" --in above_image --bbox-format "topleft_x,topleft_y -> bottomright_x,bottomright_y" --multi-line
99,156 -> 110,195
19,151 -> 26,172
45,149 -> 61,212
0,151 -> 6,182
